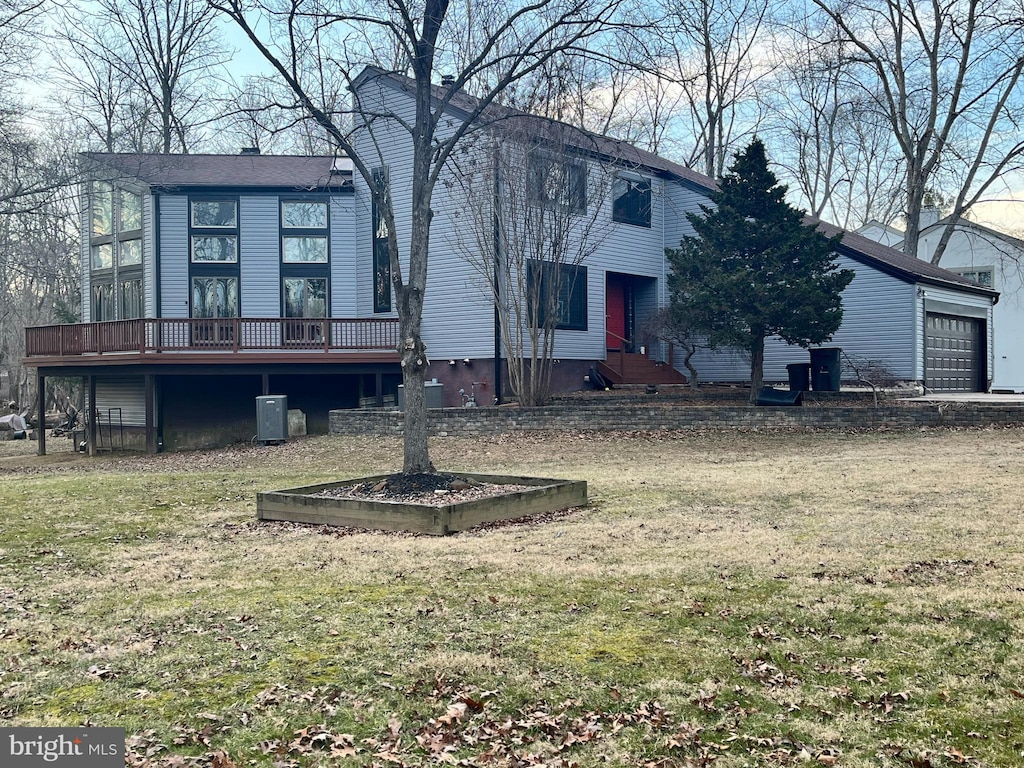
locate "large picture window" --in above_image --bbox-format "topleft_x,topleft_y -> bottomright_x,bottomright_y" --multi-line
612,175 -> 651,227
528,260 -> 588,331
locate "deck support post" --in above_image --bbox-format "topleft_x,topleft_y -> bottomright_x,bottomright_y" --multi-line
36,372 -> 46,456
87,375 -> 97,457
145,374 -> 157,454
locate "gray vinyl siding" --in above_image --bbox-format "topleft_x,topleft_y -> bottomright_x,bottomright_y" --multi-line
331,198 -> 357,316
239,196 -> 280,316
94,376 -> 146,427
663,182 -> 706,254
80,184 -> 91,323
353,79 -> 415,318
690,255 -> 920,383
143,194 -> 157,317
159,195 -> 189,318
420,158 -> 496,359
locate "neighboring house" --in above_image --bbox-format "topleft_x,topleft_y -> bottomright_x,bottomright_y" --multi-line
858,209 -> 1021,392
24,68 -> 998,453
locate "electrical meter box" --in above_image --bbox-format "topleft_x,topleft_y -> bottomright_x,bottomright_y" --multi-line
256,395 -> 288,442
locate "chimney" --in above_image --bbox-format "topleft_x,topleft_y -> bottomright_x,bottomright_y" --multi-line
440,74 -> 455,87
920,205 -> 941,229
240,147 -> 261,156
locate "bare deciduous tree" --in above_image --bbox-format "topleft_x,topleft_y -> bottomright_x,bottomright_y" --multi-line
63,0 -> 229,153
212,0 -> 622,473
765,32 -> 904,229
812,0 -> 1024,264
452,120 -> 612,406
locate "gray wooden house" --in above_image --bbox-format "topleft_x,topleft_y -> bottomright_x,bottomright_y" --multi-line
25,67 -> 997,452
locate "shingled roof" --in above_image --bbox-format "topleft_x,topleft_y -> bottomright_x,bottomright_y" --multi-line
356,66 -> 996,299
79,152 -> 353,191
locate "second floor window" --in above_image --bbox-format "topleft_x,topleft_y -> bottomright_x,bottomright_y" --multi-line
191,199 -> 238,263
528,152 -> 587,213
191,200 -> 237,228
281,199 -> 328,264
612,175 -> 652,228
949,267 -> 994,288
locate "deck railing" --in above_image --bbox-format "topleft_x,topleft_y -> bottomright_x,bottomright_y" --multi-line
25,317 -> 400,358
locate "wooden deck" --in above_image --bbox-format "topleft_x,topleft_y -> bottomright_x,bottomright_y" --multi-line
24,317 -> 401,367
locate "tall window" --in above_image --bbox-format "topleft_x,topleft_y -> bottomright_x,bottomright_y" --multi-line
282,200 -> 328,263
189,198 -> 239,340
281,199 -> 330,340
528,260 -> 588,331
612,175 -> 652,227
90,182 -> 144,320
528,151 -> 587,212
191,200 -> 238,263
117,190 -> 144,318
371,167 -> 392,313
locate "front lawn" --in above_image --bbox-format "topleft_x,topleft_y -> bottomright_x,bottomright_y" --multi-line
1,429 -> 1022,767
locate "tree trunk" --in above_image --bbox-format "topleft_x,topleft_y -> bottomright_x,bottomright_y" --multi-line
748,333 -> 765,404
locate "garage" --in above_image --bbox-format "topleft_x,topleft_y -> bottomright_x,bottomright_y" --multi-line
925,312 -> 984,391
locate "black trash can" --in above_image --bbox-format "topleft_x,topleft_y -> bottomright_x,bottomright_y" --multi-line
786,362 -> 811,392
809,347 -> 842,391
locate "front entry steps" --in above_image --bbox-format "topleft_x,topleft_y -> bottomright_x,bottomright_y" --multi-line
597,351 -> 689,385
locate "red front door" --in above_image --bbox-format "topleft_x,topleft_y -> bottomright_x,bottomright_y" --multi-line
606,275 -> 627,349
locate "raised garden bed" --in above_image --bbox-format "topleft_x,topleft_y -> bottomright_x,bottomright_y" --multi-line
257,473 -> 587,535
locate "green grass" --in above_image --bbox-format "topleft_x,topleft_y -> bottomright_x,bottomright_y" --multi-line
1,429 -> 1023,766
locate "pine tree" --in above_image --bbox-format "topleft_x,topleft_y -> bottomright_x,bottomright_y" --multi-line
667,140 -> 854,403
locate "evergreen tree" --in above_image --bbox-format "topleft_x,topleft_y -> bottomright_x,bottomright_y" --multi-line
667,139 -> 854,403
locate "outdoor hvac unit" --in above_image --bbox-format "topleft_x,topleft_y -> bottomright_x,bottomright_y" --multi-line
256,395 -> 288,443
396,380 -> 445,410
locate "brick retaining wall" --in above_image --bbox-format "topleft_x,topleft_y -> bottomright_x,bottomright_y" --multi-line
329,401 -> 1024,436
